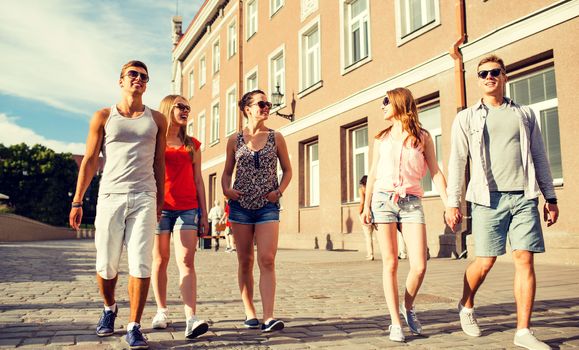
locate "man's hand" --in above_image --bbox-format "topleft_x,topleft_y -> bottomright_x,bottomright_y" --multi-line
445,207 -> 463,231
543,203 -> 559,227
69,207 -> 83,230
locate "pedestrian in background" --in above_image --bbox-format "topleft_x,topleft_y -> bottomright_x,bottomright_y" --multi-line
358,175 -> 375,260
362,87 -> 450,342
221,89 -> 292,333
221,199 -> 236,252
208,200 -> 225,251
150,95 -> 209,340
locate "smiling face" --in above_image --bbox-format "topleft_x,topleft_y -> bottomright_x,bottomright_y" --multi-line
477,61 -> 507,98
171,96 -> 190,126
245,93 -> 270,122
119,66 -> 148,94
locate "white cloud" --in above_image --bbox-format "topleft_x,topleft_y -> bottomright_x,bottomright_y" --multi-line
0,113 -> 86,155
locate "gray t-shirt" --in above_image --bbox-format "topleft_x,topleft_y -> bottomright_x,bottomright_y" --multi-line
483,101 -> 525,191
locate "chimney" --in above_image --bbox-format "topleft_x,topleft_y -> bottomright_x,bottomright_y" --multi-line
172,16 -> 183,49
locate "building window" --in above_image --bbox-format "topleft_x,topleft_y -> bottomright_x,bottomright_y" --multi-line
187,119 -> 194,137
212,40 -> 220,74
307,141 -> 320,206
199,56 -> 206,87
300,19 -> 321,91
269,47 -> 285,105
246,69 -> 258,92
418,103 -> 442,195
197,111 -> 206,150
508,67 -> 562,182
395,0 -> 440,45
351,125 -> 368,201
247,0 -> 258,39
228,21 -> 237,58
342,0 -> 370,69
210,101 -> 220,144
226,85 -> 237,136
188,70 -> 194,98
208,173 -> 217,206
271,0 -> 284,16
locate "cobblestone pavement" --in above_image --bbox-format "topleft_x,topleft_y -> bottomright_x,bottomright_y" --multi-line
0,240 -> 578,349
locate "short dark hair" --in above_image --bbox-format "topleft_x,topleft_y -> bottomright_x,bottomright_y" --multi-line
477,54 -> 506,72
120,60 -> 148,78
238,89 -> 266,117
359,175 -> 367,186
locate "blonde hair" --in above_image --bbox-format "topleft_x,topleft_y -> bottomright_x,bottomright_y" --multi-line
375,87 -> 426,148
159,95 -> 196,160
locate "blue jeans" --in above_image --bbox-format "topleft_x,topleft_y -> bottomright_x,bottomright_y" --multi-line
157,208 -> 199,233
371,191 -> 425,224
228,200 -> 280,225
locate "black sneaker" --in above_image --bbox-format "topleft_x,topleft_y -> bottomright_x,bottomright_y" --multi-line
243,318 -> 260,329
126,324 -> 148,349
261,319 -> 284,333
96,306 -> 117,337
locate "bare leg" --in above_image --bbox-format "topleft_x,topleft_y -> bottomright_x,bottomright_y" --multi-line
513,250 -> 535,329
128,276 -> 150,323
96,273 -> 118,306
400,223 -> 427,309
233,223 -> 257,319
255,222 -> 280,321
173,229 -> 199,319
151,233 -> 171,310
375,223 -> 402,325
460,256 -> 496,308
361,224 -> 374,259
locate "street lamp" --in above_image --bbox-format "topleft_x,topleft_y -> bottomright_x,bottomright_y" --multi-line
271,85 -> 294,122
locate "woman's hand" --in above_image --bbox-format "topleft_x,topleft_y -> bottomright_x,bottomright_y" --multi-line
361,207 -> 372,225
265,189 -> 282,203
224,188 -> 243,200
199,214 -> 209,236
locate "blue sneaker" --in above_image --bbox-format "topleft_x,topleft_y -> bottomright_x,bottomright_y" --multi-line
261,319 -> 284,333
244,318 -> 260,329
126,324 -> 148,349
96,306 -> 117,337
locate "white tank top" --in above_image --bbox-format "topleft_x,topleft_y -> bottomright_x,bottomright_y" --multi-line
98,105 -> 158,194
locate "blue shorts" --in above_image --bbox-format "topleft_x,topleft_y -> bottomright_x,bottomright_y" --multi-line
472,191 -> 545,257
370,191 -> 425,224
228,200 -> 280,225
157,209 -> 199,233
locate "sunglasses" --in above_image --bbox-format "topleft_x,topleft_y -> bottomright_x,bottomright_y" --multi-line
382,96 -> 390,107
125,70 -> 150,82
174,103 -> 191,112
477,68 -> 503,79
250,101 -> 273,109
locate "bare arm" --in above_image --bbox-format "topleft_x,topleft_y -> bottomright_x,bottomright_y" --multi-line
152,110 -> 167,221
266,132 -> 292,202
193,147 -> 209,234
69,109 -> 108,230
221,134 -> 242,200
362,139 -> 381,224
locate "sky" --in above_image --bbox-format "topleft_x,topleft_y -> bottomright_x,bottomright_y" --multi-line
0,0 -> 205,155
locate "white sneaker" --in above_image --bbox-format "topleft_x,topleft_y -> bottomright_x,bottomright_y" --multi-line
458,302 -> 481,337
514,329 -> 551,350
388,324 -> 405,342
185,317 -> 209,339
152,310 -> 170,329
401,304 -> 422,334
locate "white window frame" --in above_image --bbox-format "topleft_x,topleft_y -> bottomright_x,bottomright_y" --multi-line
339,0 -> 372,75
188,70 -> 194,98
212,39 -> 220,74
270,0 -> 284,17
506,67 -> 563,185
210,100 -> 220,145
394,0 -> 441,46
246,0 -> 258,40
418,103 -> 442,197
225,84 -> 237,136
187,119 -> 195,137
307,141 -> 320,206
199,56 -> 206,87
268,44 -> 286,110
197,111 -> 206,150
298,16 -> 322,95
351,125 -> 368,202
227,20 -> 237,58
245,66 -> 258,93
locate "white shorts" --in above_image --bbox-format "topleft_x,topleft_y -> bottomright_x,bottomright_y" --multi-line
94,192 -> 157,279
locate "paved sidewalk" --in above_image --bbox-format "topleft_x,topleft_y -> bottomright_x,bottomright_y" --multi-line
0,240 -> 578,349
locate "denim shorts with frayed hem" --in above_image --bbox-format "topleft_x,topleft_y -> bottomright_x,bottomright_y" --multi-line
472,191 -> 545,257
157,208 -> 199,233
228,199 -> 280,225
370,191 -> 425,224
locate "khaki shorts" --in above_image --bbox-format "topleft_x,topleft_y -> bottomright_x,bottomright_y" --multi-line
94,192 -> 157,279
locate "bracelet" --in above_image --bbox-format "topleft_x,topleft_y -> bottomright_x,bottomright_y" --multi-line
71,202 -> 82,208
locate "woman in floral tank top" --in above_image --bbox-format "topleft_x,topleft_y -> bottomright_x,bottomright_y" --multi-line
222,90 -> 292,333
361,88 -> 450,342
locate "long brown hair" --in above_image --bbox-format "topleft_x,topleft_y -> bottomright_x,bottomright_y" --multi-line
375,87 -> 426,148
159,95 -> 196,160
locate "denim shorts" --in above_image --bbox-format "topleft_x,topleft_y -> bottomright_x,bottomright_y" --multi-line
157,208 -> 199,233
371,191 -> 425,224
472,191 -> 545,257
228,200 -> 280,225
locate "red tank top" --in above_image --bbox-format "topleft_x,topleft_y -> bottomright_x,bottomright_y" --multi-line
163,138 -> 202,210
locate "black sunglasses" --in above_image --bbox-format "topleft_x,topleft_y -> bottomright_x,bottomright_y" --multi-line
250,101 -> 273,109
477,68 -> 503,79
125,70 -> 150,82
174,103 -> 191,112
382,96 -> 390,107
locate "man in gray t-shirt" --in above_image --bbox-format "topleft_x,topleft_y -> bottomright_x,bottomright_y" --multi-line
446,55 -> 559,350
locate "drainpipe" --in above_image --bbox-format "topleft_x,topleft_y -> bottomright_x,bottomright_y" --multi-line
238,0 -> 244,131
448,0 -> 470,258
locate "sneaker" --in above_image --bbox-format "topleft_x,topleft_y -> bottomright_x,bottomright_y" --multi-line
96,306 -> 117,337
514,329 -> 551,350
185,317 -> 209,339
244,318 -> 260,329
152,310 -> 170,329
366,255 -> 374,261
388,324 -> 405,342
458,302 -> 482,337
261,319 -> 284,332
125,324 -> 148,350
401,304 -> 423,334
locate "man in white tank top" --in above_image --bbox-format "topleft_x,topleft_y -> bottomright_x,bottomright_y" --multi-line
69,60 -> 167,350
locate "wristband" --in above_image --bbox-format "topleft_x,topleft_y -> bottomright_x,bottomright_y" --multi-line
71,202 -> 82,208
545,198 -> 557,205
